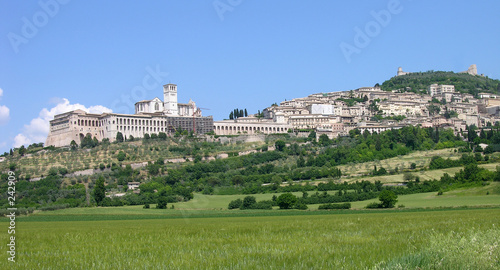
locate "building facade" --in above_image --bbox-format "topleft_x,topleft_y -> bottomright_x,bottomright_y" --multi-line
46,84 -> 213,147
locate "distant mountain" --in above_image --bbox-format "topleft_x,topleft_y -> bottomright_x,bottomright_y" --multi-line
380,71 -> 500,96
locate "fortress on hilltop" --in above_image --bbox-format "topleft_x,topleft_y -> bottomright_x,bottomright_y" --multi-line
46,84 -> 214,147
397,64 -> 479,76
459,64 -> 478,76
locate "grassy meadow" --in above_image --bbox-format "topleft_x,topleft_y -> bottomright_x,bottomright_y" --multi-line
0,208 -> 498,269
1,184 -> 500,269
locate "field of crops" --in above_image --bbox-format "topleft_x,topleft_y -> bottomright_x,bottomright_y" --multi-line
0,207 -> 499,269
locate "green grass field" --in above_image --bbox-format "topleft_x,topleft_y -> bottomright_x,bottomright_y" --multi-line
1,183 -> 499,269
1,208 -> 498,269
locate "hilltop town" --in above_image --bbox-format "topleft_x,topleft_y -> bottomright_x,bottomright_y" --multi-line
215,65 -> 500,139
41,65 -> 500,148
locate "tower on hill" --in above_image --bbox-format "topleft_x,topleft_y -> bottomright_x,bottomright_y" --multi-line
163,83 -> 178,115
459,64 -> 478,76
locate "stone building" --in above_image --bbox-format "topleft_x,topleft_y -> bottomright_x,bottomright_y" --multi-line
46,84 -> 213,147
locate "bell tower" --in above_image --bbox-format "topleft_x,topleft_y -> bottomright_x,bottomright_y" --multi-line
163,84 -> 178,115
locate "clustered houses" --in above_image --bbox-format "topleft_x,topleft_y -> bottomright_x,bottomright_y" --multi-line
214,67 -> 500,138
47,66 -> 500,146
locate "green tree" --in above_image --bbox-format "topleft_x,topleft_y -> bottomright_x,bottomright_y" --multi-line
231,175 -> 244,186
117,151 -> 126,161
48,167 -> 59,176
368,100 -> 380,114
70,140 -> 78,150
296,156 -> 305,167
93,176 -> 106,206
318,134 -> 331,146
378,190 -> 398,208
92,137 -> 99,147
116,132 -> 124,143
80,134 -> 93,148
18,145 -> 26,156
427,104 -> 441,116
275,140 -> 286,151
58,167 -> 68,176
276,193 -> 298,209
156,189 -> 168,209
241,196 -> 256,209
307,130 -> 317,142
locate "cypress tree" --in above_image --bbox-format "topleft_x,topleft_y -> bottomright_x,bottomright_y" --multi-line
93,176 -> 106,206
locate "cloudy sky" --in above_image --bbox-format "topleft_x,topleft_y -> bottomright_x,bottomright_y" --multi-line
1,0 -> 500,153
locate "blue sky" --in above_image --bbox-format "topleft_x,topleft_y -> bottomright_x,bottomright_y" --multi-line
1,0 -> 499,153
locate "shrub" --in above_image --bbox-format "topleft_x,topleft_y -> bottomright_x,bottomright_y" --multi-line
58,167 -> 68,176
366,202 -> 381,209
9,163 -> 17,171
48,167 -> 59,176
318,202 -> 351,210
228,198 -> 243,209
39,204 -> 69,211
117,151 -> 126,161
253,200 -> 273,210
403,172 -> 415,181
294,202 -> 308,210
241,196 -> 257,209
143,204 -> 150,209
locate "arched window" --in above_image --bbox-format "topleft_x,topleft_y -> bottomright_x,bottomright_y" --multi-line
155,103 -> 159,111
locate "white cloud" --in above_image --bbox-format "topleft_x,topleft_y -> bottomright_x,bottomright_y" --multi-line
13,134 -> 31,148
13,98 -> 112,148
0,88 -> 9,125
0,105 -> 9,125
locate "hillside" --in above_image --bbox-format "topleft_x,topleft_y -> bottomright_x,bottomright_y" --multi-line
380,71 -> 500,95
3,125 -> 500,212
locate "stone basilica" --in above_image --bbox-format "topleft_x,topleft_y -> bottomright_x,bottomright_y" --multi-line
46,84 -> 213,147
